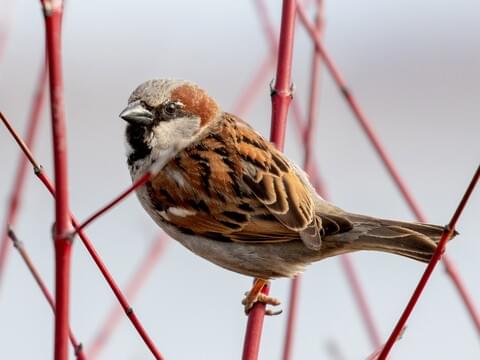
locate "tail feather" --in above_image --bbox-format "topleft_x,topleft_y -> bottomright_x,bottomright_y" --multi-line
342,213 -> 455,262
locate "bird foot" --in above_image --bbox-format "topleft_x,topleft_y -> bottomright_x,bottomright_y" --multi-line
241,279 -> 282,316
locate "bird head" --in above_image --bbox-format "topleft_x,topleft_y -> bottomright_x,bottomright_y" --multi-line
120,79 -> 220,166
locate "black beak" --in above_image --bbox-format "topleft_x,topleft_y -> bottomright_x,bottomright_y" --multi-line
119,101 -> 153,125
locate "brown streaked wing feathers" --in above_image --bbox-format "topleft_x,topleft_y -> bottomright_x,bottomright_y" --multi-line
149,112 -> 351,247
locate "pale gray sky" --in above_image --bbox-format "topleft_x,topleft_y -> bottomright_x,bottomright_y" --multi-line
0,0 -> 479,359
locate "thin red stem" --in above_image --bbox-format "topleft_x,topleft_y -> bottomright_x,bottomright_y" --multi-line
377,166 -> 479,359
339,256 -> 382,348
282,275 -> 301,360
39,1 -> 73,358
88,234 -> 168,359
283,2 -> 324,359
291,102 -> 382,349
243,1 -> 296,359
40,171 -> 164,360
268,0 -> 296,150
250,0 -> 381,352
297,0 -> 480,336
76,172 -> 151,233
0,59 -> 48,287
303,0 -> 323,176
7,228 -> 86,359
0,113 -> 164,359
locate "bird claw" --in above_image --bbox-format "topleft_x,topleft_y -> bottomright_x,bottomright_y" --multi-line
242,291 -> 282,316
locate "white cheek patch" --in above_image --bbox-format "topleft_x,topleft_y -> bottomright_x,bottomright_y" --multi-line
149,116 -> 201,170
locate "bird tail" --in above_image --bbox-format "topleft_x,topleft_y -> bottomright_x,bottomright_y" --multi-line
341,213 -> 456,262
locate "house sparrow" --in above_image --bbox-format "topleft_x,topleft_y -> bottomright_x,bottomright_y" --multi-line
120,79 -> 453,314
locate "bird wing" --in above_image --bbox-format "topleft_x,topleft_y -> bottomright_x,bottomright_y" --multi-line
147,113 -> 352,249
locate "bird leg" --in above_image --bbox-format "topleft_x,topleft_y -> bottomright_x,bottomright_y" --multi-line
242,278 -> 282,316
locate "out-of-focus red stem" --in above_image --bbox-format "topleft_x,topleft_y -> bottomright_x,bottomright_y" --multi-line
88,234 -> 168,359
39,172 -> 164,360
0,59 -> 48,287
251,0 -> 380,353
7,228 -> 86,359
303,0 -> 323,176
282,274 -> 301,360
377,166 -> 479,359
283,3 -> 324,359
0,113 -> 164,359
75,173 -> 151,233
339,256 -> 381,348
232,56 -> 274,116
243,1 -> 296,359
297,0 -> 480,335
39,1 -> 73,358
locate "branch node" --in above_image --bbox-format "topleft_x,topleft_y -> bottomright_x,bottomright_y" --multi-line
126,306 -> 134,315
7,226 -> 22,248
74,343 -> 83,356
41,0 -> 63,17
34,165 -> 43,175
340,85 -> 351,98
65,230 -> 76,244
269,78 -> 295,98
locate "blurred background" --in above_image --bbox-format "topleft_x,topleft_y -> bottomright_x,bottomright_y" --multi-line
0,0 -> 479,359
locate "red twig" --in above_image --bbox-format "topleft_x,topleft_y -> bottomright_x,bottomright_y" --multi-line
283,2 -> 324,359
296,0 -> 480,335
249,0 -> 381,353
75,172 -> 151,233
88,234 -> 168,359
377,165 -> 479,359
7,228 -> 86,359
0,112 -> 164,359
38,1 -> 73,358
0,58 -> 48,287
339,256 -> 381,348
243,1 -> 296,359
303,0 -> 323,176
365,327 -> 406,360
282,275 -> 301,360
268,0 -> 296,149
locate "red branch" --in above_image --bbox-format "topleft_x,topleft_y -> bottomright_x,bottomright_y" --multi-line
268,0 -> 296,150
283,2 -> 324,359
7,228 -> 86,359
377,166 -> 479,359
75,172 -> 151,233
296,0 -> 480,335
38,1 -> 73,358
87,234 -> 168,359
242,1 -> 296,359
0,58 -> 48,287
0,112 -> 164,359
246,1 -> 380,352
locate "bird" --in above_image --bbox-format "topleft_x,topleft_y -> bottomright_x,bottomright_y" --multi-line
119,79 -> 454,314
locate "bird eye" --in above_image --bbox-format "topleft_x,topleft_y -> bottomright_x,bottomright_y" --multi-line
164,102 -> 178,116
